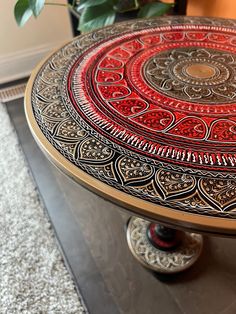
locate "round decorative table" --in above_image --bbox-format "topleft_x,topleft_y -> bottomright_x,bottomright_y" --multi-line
25,16 -> 236,274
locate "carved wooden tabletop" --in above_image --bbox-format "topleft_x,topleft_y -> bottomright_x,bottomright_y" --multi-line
25,16 -> 236,236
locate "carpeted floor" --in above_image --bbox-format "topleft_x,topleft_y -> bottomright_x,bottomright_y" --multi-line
0,103 -> 88,313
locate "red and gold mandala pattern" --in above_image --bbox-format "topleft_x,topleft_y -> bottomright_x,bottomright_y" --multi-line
68,24 -> 236,172
30,17 -> 236,227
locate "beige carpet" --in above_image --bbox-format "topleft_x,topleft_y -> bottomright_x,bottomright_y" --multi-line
0,103 -> 88,313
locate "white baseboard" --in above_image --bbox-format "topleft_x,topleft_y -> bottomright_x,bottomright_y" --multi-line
0,41 -> 66,84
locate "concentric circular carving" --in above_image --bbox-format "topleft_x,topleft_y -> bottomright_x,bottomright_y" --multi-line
144,48 -> 233,102
68,29 -> 236,172
25,17 -> 236,234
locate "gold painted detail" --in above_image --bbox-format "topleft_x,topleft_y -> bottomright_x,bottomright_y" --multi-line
42,102 -> 69,121
157,170 -> 196,198
199,178 -> 236,210
118,156 -> 153,182
55,118 -> 86,140
79,138 -> 113,161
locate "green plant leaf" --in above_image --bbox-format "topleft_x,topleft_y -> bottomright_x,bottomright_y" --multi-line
78,2 -> 116,33
114,0 -> 139,13
29,0 -> 45,17
138,2 -> 173,18
14,0 -> 33,26
77,0 -> 109,11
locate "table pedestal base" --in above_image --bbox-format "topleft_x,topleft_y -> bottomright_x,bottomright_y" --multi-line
126,217 -> 203,274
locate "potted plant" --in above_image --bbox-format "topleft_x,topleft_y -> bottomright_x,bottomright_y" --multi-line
14,0 -> 174,33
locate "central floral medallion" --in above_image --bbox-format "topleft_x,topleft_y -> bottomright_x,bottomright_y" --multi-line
144,48 -> 235,103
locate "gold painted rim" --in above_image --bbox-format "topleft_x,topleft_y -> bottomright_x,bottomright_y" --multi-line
24,21 -> 236,237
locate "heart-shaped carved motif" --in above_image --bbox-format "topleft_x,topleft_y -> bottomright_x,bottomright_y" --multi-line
184,86 -> 211,100
42,101 -> 69,121
79,138 -> 113,161
139,35 -> 161,45
98,85 -> 131,100
99,56 -> 123,69
122,40 -> 143,52
96,70 -> 122,83
156,169 -> 196,199
109,47 -> 131,60
163,32 -> 185,41
208,33 -> 230,43
118,156 -> 153,183
131,110 -> 174,131
109,98 -> 148,117
208,119 -> 236,142
199,178 -> 236,211
213,85 -> 236,99
186,31 -> 208,41
55,118 -> 86,141
167,117 -> 207,140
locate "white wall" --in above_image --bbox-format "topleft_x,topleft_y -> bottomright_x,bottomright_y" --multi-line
0,1 -> 73,84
